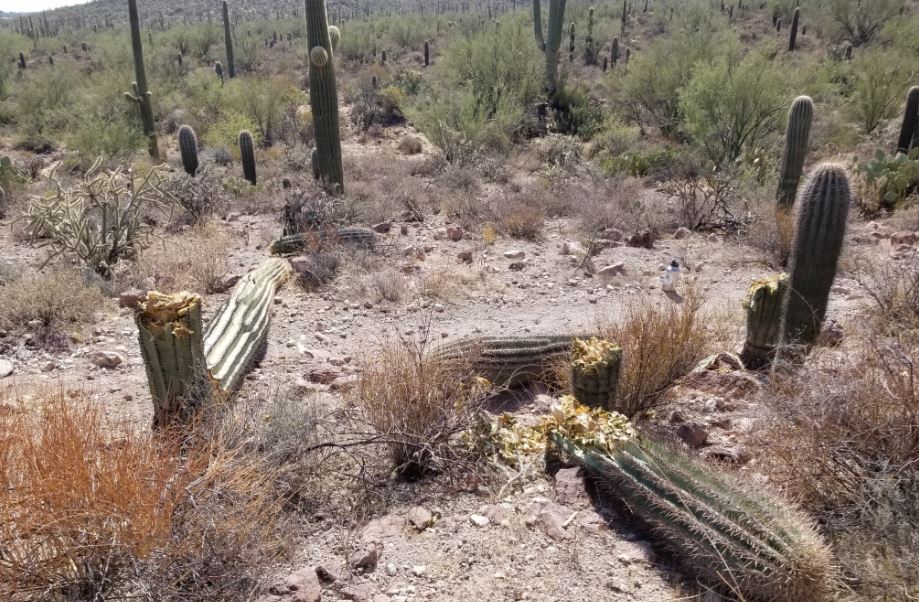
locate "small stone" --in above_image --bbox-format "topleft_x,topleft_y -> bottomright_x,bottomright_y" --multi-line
554,467 -> 589,507
400,224 -> 409,235
349,541 -> 384,572
0,359 -> 13,378
457,250 -> 473,263
673,227 -> 691,239
677,422 -> 708,448
626,230 -> 655,249
561,240 -> 585,255
503,249 -> 525,260
508,261 -> 526,271
411,565 -> 427,577
407,506 -> 434,531
446,226 -> 464,241
330,374 -> 359,392
402,245 -> 426,260
260,566 -> 321,602
890,231 -> 916,246
469,514 -> 490,527
597,262 -> 626,279
536,502 -> 573,541
373,222 -> 393,234
88,351 -> 123,369
212,274 -> 242,293
308,365 -> 341,385
118,289 -> 147,309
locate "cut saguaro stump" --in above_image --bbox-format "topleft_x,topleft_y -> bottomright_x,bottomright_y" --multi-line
570,337 -> 621,409
740,274 -> 788,370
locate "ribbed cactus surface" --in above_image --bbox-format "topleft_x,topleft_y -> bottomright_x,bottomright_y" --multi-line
570,337 -> 621,409
776,95 -> 813,211
203,258 -> 291,394
611,36 -> 619,65
781,164 -> 850,350
125,0 -> 159,159
178,124 -> 199,176
430,334 -> 575,387
788,7 -> 800,51
896,86 -> 919,154
552,434 -> 834,601
533,0 -> 568,93
269,226 -> 377,255
740,274 -> 788,370
222,0 -> 235,78
306,0 -> 345,193
239,129 -> 256,185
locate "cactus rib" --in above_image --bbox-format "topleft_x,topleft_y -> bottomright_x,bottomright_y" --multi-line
430,334 -> 576,387
239,129 -> 256,185
178,125 -> 199,176
305,0 -> 345,193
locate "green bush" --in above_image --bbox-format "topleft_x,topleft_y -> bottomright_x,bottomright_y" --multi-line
589,117 -> 640,159
857,148 -> 919,212
222,75 -> 301,144
14,66 -> 79,143
828,0 -> 905,46
552,82 -> 604,140
601,146 -> 678,178
206,112 -> 261,159
847,50 -> 912,134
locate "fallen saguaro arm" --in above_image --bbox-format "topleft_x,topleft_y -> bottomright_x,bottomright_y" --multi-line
136,258 -> 291,428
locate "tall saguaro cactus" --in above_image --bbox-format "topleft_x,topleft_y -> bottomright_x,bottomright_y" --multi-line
788,7 -> 800,51
533,0 -> 568,95
305,0 -> 345,193
776,96 -> 814,211
781,164 -> 851,352
896,86 -> 919,154
124,0 -> 159,159
222,0 -> 235,78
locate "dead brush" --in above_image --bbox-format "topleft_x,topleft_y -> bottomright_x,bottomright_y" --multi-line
352,339 -> 492,477
852,258 -> 919,331
496,197 -> 546,240
598,287 -> 712,418
0,392 -> 286,600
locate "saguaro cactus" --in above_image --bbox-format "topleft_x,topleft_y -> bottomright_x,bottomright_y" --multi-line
533,0 -> 568,94
18,51 -> 26,69
740,274 -> 788,370
432,334 -> 576,387
611,36 -> 619,65
776,95 -> 814,212
570,337 -> 621,409
222,0 -> 235,78
124,0 -> 159,159
215,60 -> 225,84
305,0 -> 345,193
584,6 -> 597,65
239,129 -> 256,185
896,86 -> 919,154
788,7 -> 800,51
568,22 -> 575,63
552,433 -> 834,601
178,125 -> 199,176
423,39 -> 430,66
781,164 -> 851,352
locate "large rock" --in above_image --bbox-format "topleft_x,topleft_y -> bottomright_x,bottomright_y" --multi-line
257,567 -> 321,602
349,541 -> 384,572
88,351 -> 124,369
0,359 -> 13,378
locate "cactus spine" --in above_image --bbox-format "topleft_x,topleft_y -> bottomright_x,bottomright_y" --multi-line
552,434 -> 834,601
222,0 -> 235,78
788,7 -> 800,51
239,129 -> 256,185
124,0 -> 159,159
177,125 -> 198,176
740,274 -> 788,370
431,334 -> 576,387
571,338 -> 621,409
776,95 -> 814,212
533,0 -> 568,95
306,0 -> 345,193
896,86 -> 919,154
781,164 -> 851,351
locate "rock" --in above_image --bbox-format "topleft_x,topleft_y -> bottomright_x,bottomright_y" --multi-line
561,240 -> 585,255
554,467 -> 589,507
890,231 -> 916,246
446,226 -> 464,241
468,514 -> 490,527
673,227 -> 691,239
604,228 -> 624,241
315,561 -> 350,583
411,565 -> 427,577
707,233 -> 720,243
118,289 -> 147,309
482,502 -> 514,525
338,583 -> 377,602
402,245 -> 426,260
616,540 -> 657,565
88,351 -> 123,369
0,359 -> 13,378
330,374 -> 359,392
308,365 -> 341,385
373,222 -> 393,234
508,261 -> 526,271
361,514 -> 406,541
407,506 -> 434,531
503,249 -> 525,260
457,250 -> 473,263
626,230 -> 655,249
298,345 -> 331,360
536,502 -> 573,541
701,444 -> 752,465
258,566 -> 321,602
349,541 -> 384,572
212,274 -> 242,293
677,422 -> 708,448
597,262 -> 626,279
400,224 -> 409,235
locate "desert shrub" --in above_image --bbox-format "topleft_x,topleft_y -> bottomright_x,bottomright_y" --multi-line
0,34 -> 21,98
828,0 -> 905,46
847,49 -> 912,135
680,49 -> 787,165
552,82 -> 605,140
599,289 -> 711,418
131,222 -> 231,294
0,265 -> 106,335
533,134 -> 581,169
852,259 -> 919,331
350,85 -> 405,131
397,135 -> 424,155
206,111 -> 261,160
588,117 -> 641,159
353,340 -> 491,476
496,197 -> 546,240
601,144 -> 678,178
166,170 -> 231,223
660,154 -> 742,231
857,149 -> 919,213
222,75 -> 302,144
13,65 -> 79,146
368,267 -> 407,304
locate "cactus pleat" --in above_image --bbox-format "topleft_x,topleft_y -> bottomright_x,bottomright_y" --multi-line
306,0 -> 345,193
552,433 -> 834,602
222,0 -> 235,78
125,0 -> 159,159
788,7 -> 800,51
776,95 -> 813,211
203,258 -> 290,394
239,129 -> 256,185
532,0 -> 568,94
896,86 -> 919,154
178,124 -> 199,176
269,226 -> 376,255
136,292 -> 209,428
780,164 -> 850,351
570,337 -> 621,409
431,334 -> 575,387
739,274 -> 788,370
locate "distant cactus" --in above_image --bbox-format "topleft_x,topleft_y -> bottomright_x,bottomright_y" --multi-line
584,6 -> 597,65
222,0 -> 235,78
533,0 -> 568,94
781,164 -> 851,352
568,22 -> 575,63
571,338 -> 621,409
124,0 -> 159,159
896,86 -> 919,154
306,0 -> 345,193
844,44 -> 852,60
176,52 -> 182,66
611,36 -> 619,65
239,129 -> 256,185
381,48 -> 387,64
424,39 -> 430,67
431,334 -> 575,387
215,60 -> 225,84
18,51 -> 25,69
177,125 -> 199,176
740,274 -> 788,370
552,434 -> 835,602
788,7 -> 800,51
776,95 -> 814,212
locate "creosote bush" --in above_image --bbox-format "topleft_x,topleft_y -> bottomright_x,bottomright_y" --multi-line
0,265 -> 106,337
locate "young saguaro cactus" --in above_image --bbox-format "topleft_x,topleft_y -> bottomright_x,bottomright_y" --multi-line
178,125 -> 199,176
124,0 -> 159,159
788,7 -> 800,51
306,0 -> 345,194
18,51 -> 26,69
431,334 -> 576,387
568,21 -> 575,63
215,60 -> 225,84
584,6 -> 597,65
222,0 -> 235,78
423,39 -> 430,66
611,36 -> 619,65
571,337 -> 621,409
781,164 -> 851,352
776,95 -> 814,212
533,0 -> 568,95
740,274 -> 788,370
896,86 -> 919,154
239,129 -> 256,185
552,433 -> 835,601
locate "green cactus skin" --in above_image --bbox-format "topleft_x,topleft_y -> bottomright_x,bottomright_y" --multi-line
125,0 -> 159,159
533,0 -> 568,95
270,226 -> 376,255
781,164 -> 851,352
311,147 -> 320,180
306,0 -> 345,194
222,0 -> 235,78
571,338 -> 621,410
177,125 -> 199,176
568,22 -> 575,63
788,7 -> 800,51
896,86 -> 919,154
136,292 -> 210,429
381,48 -> 386,65
239,129 -> 256,185
203,258 -> 290,394
611,36 -> 619,65
215,60 -> 224,84
740,274 -> 789,370
621,0 -> 627,28
18,51 -> 25,69
776,95 -> 814,212
552,434 -> 835,602
584,6 -> 596,66
424,39 -> 430,67
430,334 -> 576,387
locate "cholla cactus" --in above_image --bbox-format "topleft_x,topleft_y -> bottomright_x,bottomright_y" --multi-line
178,124 -> 199,176
239,130 -> 256,185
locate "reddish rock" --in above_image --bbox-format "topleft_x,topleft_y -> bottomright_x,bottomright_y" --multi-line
554,467 -> 589,507
446,226 -> 464,241
308,365 -> 341,385
349,541 -> 383,572
677,422 -> 709,448
258,566 -> 321,602
457,250 -> 473,263
118,289 -> 147,309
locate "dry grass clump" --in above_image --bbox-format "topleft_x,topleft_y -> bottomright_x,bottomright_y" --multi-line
397,135 -> 424,155
130,222 -> 231,294
353,341 -> 491,477
0,264 -> 106,337
569,176 -> 659,235
496,197 -> 546,240
164,170 -> 230,224
0,393 -> 286,601
598,289 -> 712,418
852,259 -> 919,331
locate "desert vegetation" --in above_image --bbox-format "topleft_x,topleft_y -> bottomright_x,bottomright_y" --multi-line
1,0 -> 918,600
